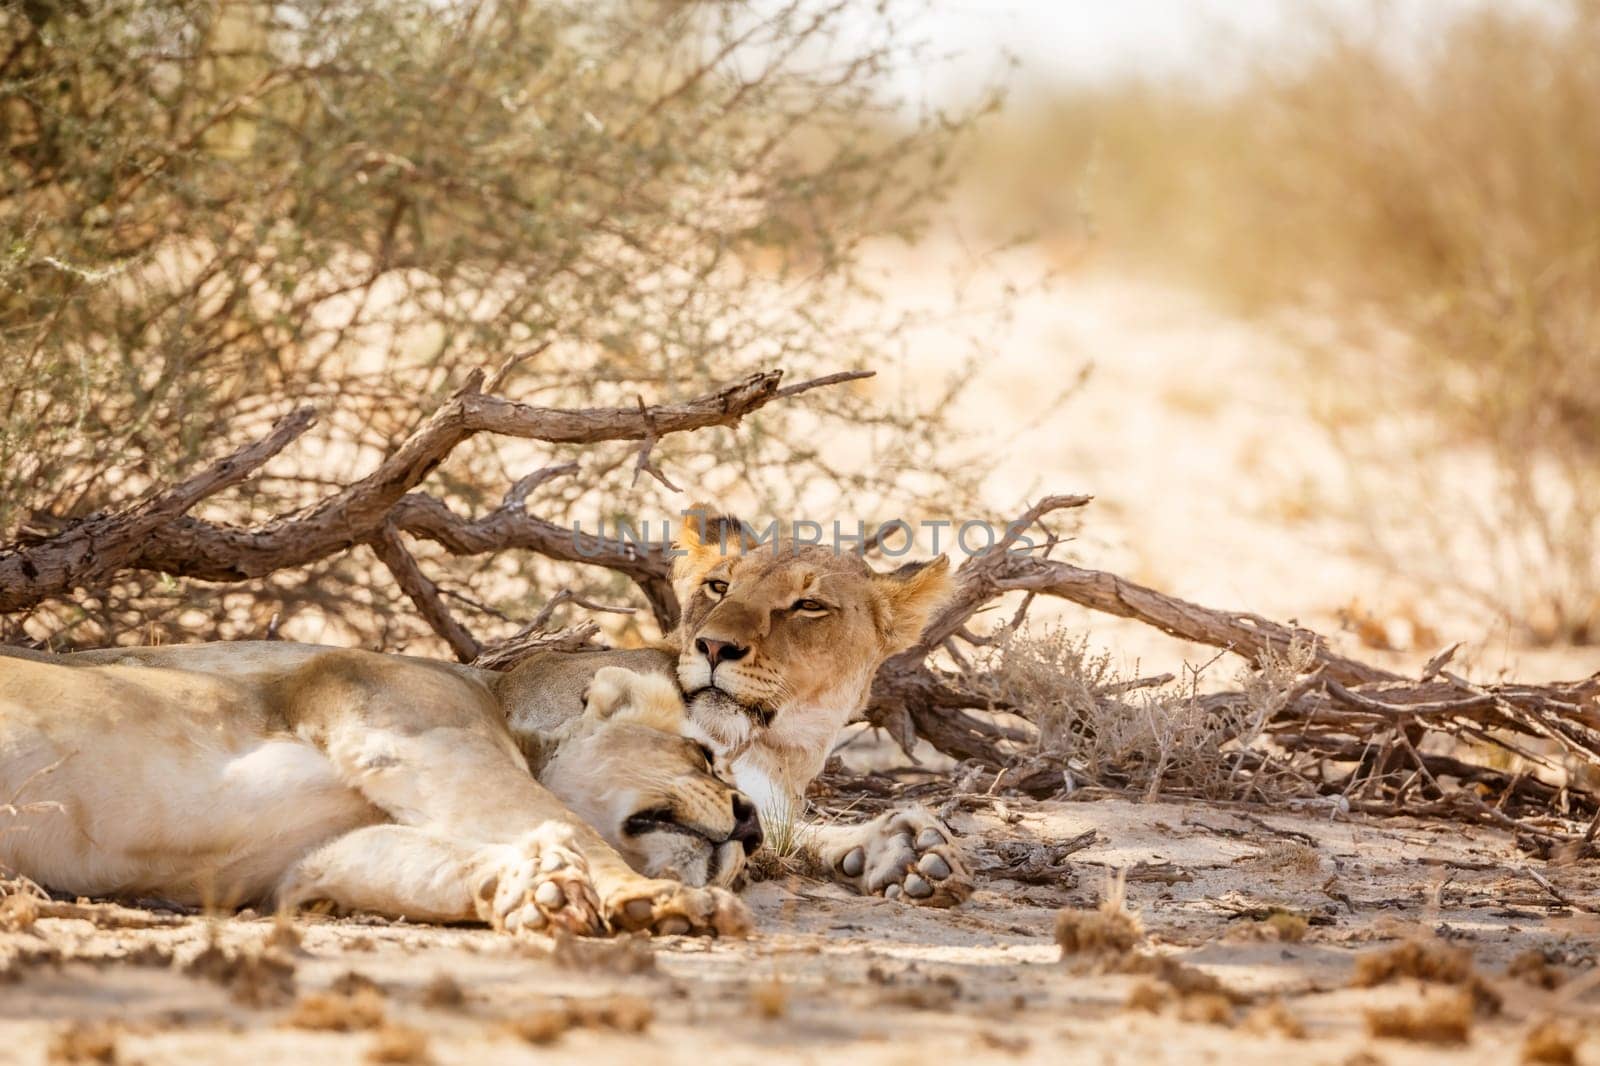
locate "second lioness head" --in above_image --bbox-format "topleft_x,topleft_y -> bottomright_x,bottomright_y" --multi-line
670,504 -> 953,810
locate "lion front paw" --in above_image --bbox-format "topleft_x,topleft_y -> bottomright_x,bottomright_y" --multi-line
474,826 -> 605,937
826,806 -> 971,907
605,879 -> 751,938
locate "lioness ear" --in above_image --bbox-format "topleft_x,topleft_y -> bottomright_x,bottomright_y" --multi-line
870,555 -> 955,653
583,667 -> 686,734
673,501 -> 747,586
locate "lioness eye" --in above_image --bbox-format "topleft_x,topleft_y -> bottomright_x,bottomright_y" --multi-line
793,598 -> 827,613
695,742 -> 715,766
706,579 -> 728,597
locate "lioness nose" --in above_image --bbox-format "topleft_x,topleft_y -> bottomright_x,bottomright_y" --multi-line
731,794 -> 763,855
696,637 -> 749,666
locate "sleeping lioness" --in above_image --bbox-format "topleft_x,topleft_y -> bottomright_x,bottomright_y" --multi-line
0,504 -> 966,934
0,650 -> 752,934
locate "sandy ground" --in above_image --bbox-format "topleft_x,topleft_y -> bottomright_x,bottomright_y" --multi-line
5,793 -> 1598,1065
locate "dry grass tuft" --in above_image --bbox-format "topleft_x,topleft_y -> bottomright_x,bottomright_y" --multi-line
1126,981 -> 1167,1014
285,989 -> 388,1032
366,1025 -> 431,1065
1177,993 -> 1236,1026
1351,937 -> 1501,1015
0,891 -> 40,932
48,1023 -> 119,1064
183,935 -> 296,1008
265,912 -> 304,954
878,974 -> 962,1011
421,974 -> 466,1010
505,996 -> 655,1046
1243,999 -> 1307,1040
1521,1019 -> 1582,1065
750,977 -> 789,1019
1364,990 -> 1474,1046
1055,873 -> 1143,959
1123,961 -> 1249,1025
1352,938 -> 1473,987
1250,842 -> 1322,876
1055,904 -> 1143,958
1506,949 -> 1567,989
547,928 -> 656,975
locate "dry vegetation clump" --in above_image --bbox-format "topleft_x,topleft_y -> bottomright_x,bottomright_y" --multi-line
47,1023 -> 119,1065
1054,878 -> 1144,960
1242,1000 -> 1307,1040
878,974 -> 963,1011
1363,990 -> 1474,1047
1352,938 -> 1476,987
1351,938 -> 1501,1016
546,928 -> 656,975
750,977 -> 789,1020
1506,949 -> 1568,990
504,996 -> 655,1046
366,1025 -> 431,1066
329,970 -> 386,998
1521,1019 -> 1582,1066
1123,955 -> 1253,1026
420,974 -> 466,1010
285,988 -> 388,1032
265,913 -> 304,955
182,935 -> 296,1008
1248,842 -> 1322,876
983,627 -> 1313,802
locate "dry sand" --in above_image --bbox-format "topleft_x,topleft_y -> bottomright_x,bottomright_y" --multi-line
4,795 -> 1597,1065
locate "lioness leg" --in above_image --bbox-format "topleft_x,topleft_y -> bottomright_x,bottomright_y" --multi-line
277,824 -> 601,933
293,653 -> 747,936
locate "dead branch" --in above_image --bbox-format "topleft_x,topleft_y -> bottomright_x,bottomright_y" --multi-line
0,406 -> 314,609
470,622 -> 604,671
864,494 -> 1600,843
369,524 -> 481,662
0,370 -> 855,617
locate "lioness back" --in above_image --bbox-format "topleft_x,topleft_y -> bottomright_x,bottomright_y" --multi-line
0,648 -> 402,904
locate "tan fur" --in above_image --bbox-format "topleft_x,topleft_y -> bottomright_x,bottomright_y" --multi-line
670,504 -> 953,815
667,504 -> 971,905
0,646 -> 750,936
0,502 -> 966,925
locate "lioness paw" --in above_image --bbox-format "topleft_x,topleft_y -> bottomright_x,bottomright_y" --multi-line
475,826 -> 605,937
605,879 -> 751,938
826,806 -> 971,907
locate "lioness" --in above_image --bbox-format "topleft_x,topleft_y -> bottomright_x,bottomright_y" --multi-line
1,650 -> 751,934
0,504 -> 966,933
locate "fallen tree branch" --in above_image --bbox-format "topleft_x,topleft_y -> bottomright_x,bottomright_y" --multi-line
0,406 -> 315,610
369,524 -> 481,662
0,370 -> 855,616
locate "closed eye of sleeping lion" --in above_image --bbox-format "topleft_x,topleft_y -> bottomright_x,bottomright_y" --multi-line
0,649 -> 751,937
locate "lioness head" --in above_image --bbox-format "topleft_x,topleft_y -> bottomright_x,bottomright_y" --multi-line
538,667 -> 760,888
671,504 -> 954,814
